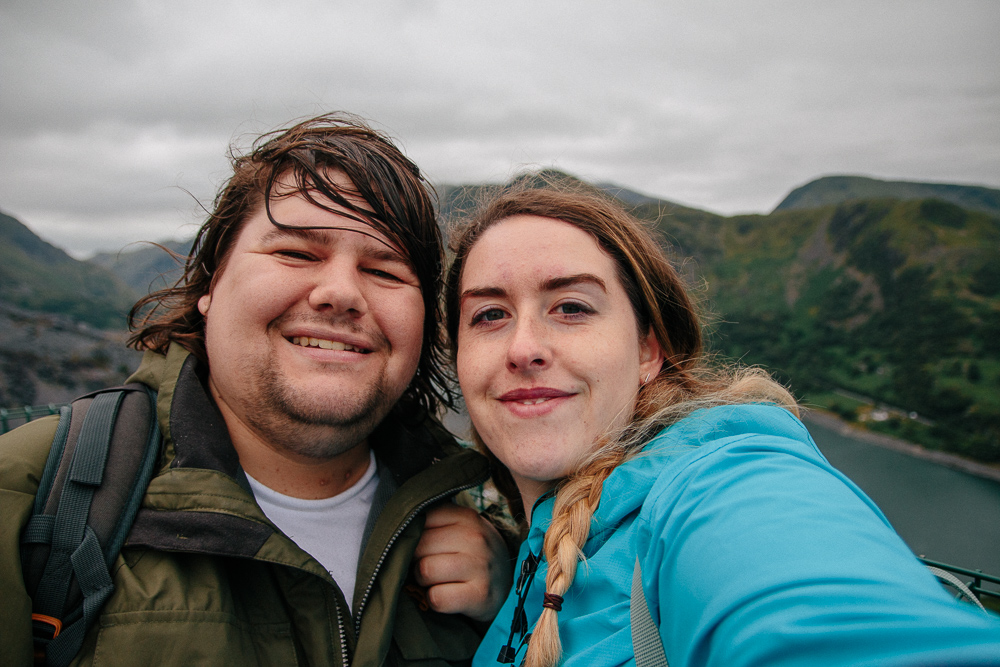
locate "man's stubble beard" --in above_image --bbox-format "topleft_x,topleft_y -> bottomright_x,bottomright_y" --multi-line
244,358 -> 399,460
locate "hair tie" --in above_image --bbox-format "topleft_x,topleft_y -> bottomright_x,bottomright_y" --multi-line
542,593 -> 564,611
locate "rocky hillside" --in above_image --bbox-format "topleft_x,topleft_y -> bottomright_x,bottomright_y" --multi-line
0,301 -> 140,408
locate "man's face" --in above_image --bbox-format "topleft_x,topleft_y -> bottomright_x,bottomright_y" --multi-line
197,173 -> 425,459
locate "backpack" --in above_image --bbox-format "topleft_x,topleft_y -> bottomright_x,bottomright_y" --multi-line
20,384 -> 161,667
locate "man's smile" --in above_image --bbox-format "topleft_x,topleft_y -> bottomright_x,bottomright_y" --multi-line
290,336 -> 371,353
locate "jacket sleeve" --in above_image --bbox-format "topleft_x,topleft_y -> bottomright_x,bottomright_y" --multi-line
636,407 -> 1000,667
0,416 -> 60,667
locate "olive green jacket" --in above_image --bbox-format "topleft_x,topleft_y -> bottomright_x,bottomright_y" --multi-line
1,343 -> 490,666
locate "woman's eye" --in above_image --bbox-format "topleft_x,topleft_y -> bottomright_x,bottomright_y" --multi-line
471,308 -> 508,325
555,302 -> 592,316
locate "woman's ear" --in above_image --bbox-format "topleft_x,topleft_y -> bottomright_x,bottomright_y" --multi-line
639,327 -> 665,384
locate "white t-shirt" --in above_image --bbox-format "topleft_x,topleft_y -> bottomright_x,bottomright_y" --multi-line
246,450 -> 379,612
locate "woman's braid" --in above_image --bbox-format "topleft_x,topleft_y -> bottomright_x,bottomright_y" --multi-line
524,447 -> 627,667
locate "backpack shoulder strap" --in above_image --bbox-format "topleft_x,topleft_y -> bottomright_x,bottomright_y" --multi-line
20,383 -> 161,667
925,565 -> 988,613
632,556 -> 669,667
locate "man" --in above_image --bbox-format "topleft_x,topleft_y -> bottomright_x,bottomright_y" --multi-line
0,114 -> 511,666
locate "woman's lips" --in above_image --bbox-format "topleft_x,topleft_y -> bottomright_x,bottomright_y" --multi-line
500,387 -> 573,402
498,388 -> 575,414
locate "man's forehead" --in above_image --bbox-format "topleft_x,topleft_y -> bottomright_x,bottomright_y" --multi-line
274,167 -> 374,209
260,167 -> 409,256
272,166 -> 356,194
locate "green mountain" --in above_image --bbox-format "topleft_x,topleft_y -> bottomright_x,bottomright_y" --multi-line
775,175 -> 1000,217
0,211 -> 138,330
6,172 -> 999,462
669,199 -> 1000,463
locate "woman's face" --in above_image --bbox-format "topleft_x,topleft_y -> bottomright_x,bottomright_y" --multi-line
456,215 -> 663,512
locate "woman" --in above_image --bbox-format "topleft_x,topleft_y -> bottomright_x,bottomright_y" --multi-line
445,180 -> 1000,667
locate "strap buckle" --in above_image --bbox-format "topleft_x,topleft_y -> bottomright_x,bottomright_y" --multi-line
31,613 -> 62,640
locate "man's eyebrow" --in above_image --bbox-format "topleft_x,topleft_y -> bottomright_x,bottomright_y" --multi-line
365,246 -> 411,264
260,225 -> 326,245
259,225 -> 411,264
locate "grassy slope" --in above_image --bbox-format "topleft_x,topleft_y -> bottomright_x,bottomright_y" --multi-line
0,212 -> 137,330
680,199 -> 1000,462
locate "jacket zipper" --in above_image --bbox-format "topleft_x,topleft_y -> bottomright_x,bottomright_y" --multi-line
335,594 -> 349,666
497,551 -> 540,663
353,475 -> 487,634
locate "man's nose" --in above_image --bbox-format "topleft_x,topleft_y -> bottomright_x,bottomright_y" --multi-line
506,317 -> 551,372
307,260 -> 368,315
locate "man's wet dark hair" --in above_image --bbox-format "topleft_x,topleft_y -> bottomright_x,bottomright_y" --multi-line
129,112 -> 453,414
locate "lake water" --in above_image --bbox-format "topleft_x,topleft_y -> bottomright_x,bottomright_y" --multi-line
806,418 -> 1000,576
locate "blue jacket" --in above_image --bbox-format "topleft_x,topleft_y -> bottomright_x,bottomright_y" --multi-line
475,404 -> 1000,667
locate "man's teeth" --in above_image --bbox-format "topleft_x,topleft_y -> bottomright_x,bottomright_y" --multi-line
519,398 -> 550,405
291,336 -> 364,352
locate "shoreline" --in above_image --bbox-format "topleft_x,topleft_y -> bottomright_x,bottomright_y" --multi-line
802,410 -> 1000,484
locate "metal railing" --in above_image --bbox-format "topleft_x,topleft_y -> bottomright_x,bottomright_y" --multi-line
0,403 -> 68,434
921,557 -> 1000,605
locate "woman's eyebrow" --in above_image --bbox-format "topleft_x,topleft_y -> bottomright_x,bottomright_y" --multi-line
460,286 -> 508,301
460,274 -> 607,303
542,274 -> 607,293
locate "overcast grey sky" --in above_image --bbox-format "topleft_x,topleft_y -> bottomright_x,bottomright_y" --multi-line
1,0 -> 997,257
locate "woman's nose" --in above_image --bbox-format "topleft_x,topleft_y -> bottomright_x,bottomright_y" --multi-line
506,317 -> 551,372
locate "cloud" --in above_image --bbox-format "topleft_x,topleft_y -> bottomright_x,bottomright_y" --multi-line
1,0 -> 997,255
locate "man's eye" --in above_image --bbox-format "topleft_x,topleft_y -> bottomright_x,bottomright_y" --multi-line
365,268 -> 402,282
276,250 -> 314,261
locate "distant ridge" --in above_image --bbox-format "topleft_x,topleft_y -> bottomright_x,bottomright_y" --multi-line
775,175 -> 1000,217
596,182 -> 661,207
91,238 -> 193,294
